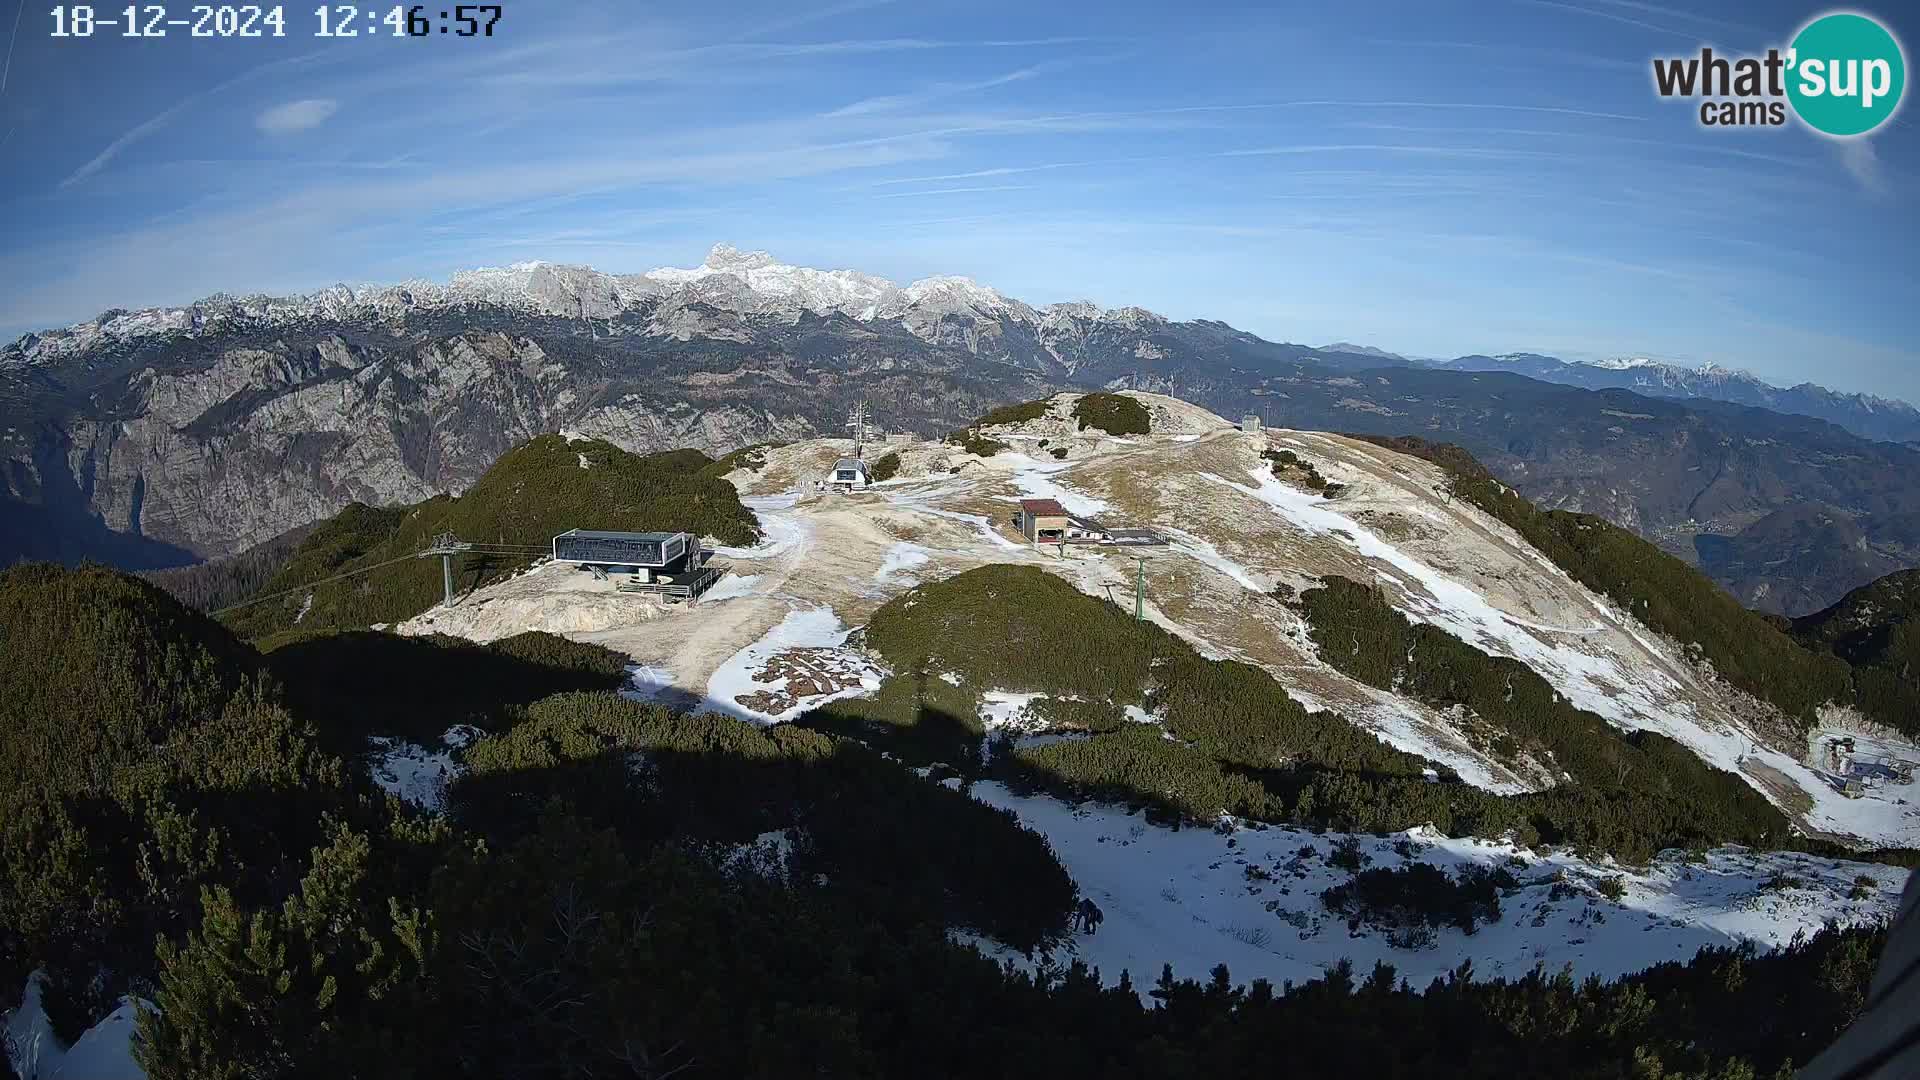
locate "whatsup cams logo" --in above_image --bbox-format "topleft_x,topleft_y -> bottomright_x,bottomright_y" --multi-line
1651,10 -> 1906,136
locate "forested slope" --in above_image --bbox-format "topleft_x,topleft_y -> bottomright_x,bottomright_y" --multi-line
0,561 -> 1905,1079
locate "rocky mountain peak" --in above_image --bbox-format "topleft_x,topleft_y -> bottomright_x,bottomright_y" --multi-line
702,243 -> 780,271
895,274 -> 1011,316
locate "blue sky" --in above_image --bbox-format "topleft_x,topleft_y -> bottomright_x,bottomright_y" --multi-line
1,0 -> 1915,399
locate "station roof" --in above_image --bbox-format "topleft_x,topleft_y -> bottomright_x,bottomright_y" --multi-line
1019,498 -> 1068,516
834,457 -> 868,472
553,529 -> 685,541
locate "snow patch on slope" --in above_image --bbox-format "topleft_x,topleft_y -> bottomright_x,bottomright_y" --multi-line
712,495 -> 811,560
879,479 -> 1023,551
1208,467 -> 1662,726
367,725 -> 482,812
967,785 -> 1909,999
703,606 -> 883,725
874,541 -> 932,585
5,974 -> 144,1080
622,663 -> 679,703
1001,453 -> 1111,517
700,573 -> 763,603
978,691 -> 1046,731
1159,526 -> 1270,594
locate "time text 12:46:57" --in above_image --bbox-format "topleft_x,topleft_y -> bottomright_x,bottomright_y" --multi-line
48,5 -> 503,37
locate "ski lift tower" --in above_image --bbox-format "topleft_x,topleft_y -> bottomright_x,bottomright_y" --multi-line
418,532 -> 474,608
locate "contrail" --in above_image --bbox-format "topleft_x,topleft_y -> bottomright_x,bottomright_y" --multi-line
1,0 -> 23,96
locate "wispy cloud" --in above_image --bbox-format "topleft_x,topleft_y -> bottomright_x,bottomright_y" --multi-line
60,99 -> 198,188
256,99 -> 339,135
1584,0 -> 1764,36
827,64 -> 1050,118
1364,38 -> 1641,72
1220,143 -> 1572,161
1,0 -> 24,97
731,0 -> 898,41
1837,138 -> 1888,196
1339,121 -> 1818,168
866,159 -> 1119,185
1510,0 -> 1698,38
875,183 -> 1033,198
58,48 -> 339,188
1040,99 -> 1649,124
705,36 -> 1101,59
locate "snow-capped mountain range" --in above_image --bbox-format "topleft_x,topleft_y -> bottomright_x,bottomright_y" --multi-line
1,244 -> 1157,373
14,246 -> 1912,443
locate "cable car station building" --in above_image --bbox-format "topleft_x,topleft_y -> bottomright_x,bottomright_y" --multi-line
1016,499 -> 1109,544
550,529 -> 724,602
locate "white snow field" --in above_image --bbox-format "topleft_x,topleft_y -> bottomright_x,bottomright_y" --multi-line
621,662 -> 679,702
698,573 -> 762,604
1000,452 -> 1112,517
964,785 -> 1910,997
711,494 -> 810,560
873,541 -> 933,585
367,724 -> 484,812
701,606 -> 884,725
5,974 -> 144,1080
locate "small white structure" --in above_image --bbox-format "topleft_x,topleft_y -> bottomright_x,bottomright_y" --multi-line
1241,414 -> 1262,433
829,457 -> 871,492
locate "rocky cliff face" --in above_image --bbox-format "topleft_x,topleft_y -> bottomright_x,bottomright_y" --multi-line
1,317 -> 1004,558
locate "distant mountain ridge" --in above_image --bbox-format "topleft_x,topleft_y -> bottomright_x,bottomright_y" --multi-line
15,253 -> 1906,444
4,243 -> 1184,380
1317,341 -> 1407,362
1436,352 -> 1920,445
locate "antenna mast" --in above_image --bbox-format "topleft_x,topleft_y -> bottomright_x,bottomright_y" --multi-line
846,400 -> 871,459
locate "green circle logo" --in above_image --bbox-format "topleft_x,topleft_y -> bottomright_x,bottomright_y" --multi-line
1787,12 -> 1906,136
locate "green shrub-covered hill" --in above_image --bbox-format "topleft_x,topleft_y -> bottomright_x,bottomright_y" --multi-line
221,436 -> 759,638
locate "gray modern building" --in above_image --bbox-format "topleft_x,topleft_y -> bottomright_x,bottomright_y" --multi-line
552,530 -> 698,574
550,529 -> 724,602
